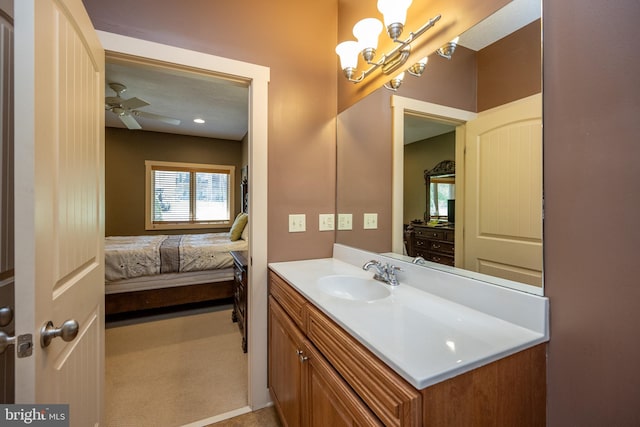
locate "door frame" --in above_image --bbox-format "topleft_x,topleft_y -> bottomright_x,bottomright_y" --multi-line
390,95 -> 476,255
97,31 -> 271,410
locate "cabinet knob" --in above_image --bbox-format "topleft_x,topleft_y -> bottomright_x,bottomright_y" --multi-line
296,349 -> 309,362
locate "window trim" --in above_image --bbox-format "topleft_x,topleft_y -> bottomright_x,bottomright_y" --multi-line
145,160 -> 236,230
429,177 -> 455,218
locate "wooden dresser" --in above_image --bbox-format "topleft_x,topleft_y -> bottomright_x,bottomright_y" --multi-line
230,250 -> 248,353
406,223 -> 455,266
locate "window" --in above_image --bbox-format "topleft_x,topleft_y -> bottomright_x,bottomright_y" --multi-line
429,176 -> 455,219
145,160 -> 235,230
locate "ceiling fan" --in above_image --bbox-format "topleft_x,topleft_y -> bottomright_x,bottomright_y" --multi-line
105,82 -> 181,130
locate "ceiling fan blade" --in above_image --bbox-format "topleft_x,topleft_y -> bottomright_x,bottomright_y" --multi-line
121,96 -> 149,110
118,113 -> 142,130
105,96 -> 122,105
133,110 -> 181,126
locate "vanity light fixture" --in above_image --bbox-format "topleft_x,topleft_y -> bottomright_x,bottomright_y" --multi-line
335,0 -> 441,86
383,72 -> 405,91
407,57 -> 428,77
435,36 -> 460,60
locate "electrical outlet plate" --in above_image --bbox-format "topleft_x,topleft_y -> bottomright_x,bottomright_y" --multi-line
363,213 -> 378,229
288,214 -> 306,232
319,214 -> 335,231
337,213 -> 352,230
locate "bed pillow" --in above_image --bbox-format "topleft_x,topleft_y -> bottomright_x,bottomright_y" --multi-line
241,220 -> 249,240
229,212 -> 248,241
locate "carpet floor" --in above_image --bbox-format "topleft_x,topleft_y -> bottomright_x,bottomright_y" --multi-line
206,406 -> 282,427
105,306 -> 248,427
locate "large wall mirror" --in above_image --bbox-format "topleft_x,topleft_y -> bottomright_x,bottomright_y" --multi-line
336,0 -> 543,295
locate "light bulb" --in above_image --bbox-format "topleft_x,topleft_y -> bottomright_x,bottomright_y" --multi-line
335,41 -> 361,71
377,0 -> 413,30
353,18 -> 383,62
353,18 -> 383,50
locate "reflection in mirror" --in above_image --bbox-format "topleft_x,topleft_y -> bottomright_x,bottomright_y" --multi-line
336,0 -> 543,295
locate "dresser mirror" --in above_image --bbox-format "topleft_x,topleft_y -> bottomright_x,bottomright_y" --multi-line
336,0 -> 543,295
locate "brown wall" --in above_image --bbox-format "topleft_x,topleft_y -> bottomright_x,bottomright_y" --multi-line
84,0 -> 337,262
478,19 -> 541,112
544,0 -> 640,425
336,88 -> 392,252
105,128 -> 242,236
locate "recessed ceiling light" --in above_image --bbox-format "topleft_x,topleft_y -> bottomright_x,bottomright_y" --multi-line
193,118 -> 205,124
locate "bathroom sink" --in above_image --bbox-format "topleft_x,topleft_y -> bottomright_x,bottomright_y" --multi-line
317,275 -> 391,301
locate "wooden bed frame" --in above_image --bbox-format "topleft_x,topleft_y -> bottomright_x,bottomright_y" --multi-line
105,279 -> 235,315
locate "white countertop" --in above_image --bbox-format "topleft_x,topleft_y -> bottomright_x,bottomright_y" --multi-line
269,249 -> 548,389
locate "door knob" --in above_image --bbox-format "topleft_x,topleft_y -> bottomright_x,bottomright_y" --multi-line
0,306 -> 13,327
0,331 -> 16,355
40,319 -> 79,348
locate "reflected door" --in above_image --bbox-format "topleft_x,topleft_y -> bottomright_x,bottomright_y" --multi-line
464,93 -> 542,286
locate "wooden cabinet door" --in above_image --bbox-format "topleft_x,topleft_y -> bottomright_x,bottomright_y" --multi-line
269,296 -> 305,427
302,341 -> 382,427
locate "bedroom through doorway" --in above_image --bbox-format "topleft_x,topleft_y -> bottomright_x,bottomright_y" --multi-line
101,43 -> 262,426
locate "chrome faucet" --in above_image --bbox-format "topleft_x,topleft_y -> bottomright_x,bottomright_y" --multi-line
363,260 -> 401,286
412,256 -> 426,265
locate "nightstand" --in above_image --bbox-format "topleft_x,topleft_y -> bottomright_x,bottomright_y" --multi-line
230,250 -> 248,353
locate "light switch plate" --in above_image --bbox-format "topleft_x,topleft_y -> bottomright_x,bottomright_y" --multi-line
364,213 -> 378,229
319,214 -> 335,231
337,213 -> 352,230
288,214 -> 306,232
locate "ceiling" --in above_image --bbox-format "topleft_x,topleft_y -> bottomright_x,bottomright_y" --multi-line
105,59 -> 249,141
104,0 -> 540,144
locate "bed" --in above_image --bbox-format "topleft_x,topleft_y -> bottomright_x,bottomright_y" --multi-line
104,228 -> 248,315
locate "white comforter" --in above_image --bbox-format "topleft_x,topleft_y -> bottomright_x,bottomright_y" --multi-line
105,233 -> 248,282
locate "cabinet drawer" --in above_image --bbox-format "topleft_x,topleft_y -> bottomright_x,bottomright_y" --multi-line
424,252 -> 454,266
306,304 -> 421,427
414,228 -> 445,240
428,240 -> 454,255
269,270 -> 307,329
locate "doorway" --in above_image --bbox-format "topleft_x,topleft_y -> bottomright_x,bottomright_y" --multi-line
390,95 -> 475,255
98,31 -> 270,422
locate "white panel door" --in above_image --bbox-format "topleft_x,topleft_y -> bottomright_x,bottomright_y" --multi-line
464,93 -> 542,286
14,0 -> 104,424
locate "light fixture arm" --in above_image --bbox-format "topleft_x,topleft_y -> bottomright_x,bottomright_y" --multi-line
345,14 -> 442,83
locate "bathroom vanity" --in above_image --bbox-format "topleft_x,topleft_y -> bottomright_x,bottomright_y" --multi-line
268,244 -> 548,426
